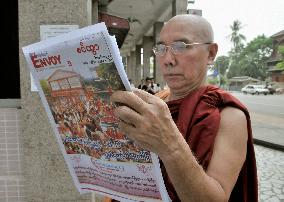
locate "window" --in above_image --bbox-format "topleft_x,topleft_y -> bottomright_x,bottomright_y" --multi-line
58,79 -> 70,89
50,81 -> 60,90
68,77 -> 81,88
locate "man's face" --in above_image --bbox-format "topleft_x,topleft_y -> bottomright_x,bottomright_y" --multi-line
157,21 -> 211,94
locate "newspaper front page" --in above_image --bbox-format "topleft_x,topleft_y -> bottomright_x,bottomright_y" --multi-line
22,23 -> 170,202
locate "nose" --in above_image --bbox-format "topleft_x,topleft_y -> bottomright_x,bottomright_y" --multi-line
161,47 -> 176,67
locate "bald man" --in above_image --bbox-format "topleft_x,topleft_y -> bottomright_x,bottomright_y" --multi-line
111,14 -> 257,202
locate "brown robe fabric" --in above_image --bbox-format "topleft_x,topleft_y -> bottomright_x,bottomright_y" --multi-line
107,85 -> 258,202
158,85 -> 258,202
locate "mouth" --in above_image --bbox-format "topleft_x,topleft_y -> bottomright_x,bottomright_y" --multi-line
164,74 -> 182,80
164,73 -> 180,76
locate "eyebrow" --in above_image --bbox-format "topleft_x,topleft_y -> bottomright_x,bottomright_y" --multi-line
156,38 -> 191,45
174,38 -> 190,43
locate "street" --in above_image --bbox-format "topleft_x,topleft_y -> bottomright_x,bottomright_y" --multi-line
231,92 -> 284,146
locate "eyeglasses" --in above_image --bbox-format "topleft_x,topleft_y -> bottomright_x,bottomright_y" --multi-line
152,41 -> 212,56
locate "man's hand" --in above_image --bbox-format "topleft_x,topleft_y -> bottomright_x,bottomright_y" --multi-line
110,89 -> 181,157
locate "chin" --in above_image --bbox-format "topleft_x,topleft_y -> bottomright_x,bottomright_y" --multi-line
168,81 -> 199,92
167,82 -> 185,90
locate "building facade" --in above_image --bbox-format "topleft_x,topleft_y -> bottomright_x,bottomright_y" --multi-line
267,30 -> 284,87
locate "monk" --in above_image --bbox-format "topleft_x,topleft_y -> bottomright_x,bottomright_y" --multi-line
110,14 -> 258,202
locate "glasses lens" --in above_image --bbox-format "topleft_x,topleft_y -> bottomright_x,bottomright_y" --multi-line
154,44 -> 166,56
172,41 -> 187,54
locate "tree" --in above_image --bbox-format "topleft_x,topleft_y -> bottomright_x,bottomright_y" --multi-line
207,75 -> 227,86
40,79 -> 51,95
227,35 -> 273,80
207,77 -> 219,85
228,20 -> 246,53
240,35 -> 273,80
227,60 -> 242,78
211,56 -> 230,86
96,62 -> 125,90
276,45 -> 284,70
214,56 -> 230,75
227,20 -> 246,78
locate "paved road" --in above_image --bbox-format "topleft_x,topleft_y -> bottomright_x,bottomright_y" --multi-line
231,92 -> 284,146
231,92 -> 284,118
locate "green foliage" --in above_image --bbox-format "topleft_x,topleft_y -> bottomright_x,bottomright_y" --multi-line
227,34 -> 273,80
96,62 -> 125,90
207,75 -> 227,86
278,45 -> 284,56
276,62 -> 284,70
84,78 -> 108,91
214,56 -> 230,75
276,45 -> 284,70
40,80 -> 51,95
219,75 -> 227,86
209,20 -> 274,86
207,77 -> 219,85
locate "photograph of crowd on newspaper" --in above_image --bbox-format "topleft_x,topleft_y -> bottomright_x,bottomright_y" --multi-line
39,62 -> 151,164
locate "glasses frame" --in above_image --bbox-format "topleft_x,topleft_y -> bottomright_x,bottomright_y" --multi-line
152,41 -> 212,56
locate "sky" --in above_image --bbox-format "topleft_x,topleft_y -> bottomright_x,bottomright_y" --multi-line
188,0 -> 284,57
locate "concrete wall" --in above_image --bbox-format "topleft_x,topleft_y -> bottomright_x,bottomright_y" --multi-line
18,0 -> 93,201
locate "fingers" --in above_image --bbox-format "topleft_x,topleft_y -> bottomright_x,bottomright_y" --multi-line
118,118 -> 134,132
118,121 -> 136,137
133,89 -> 169,114
118,121 -> 148,150
111,91 -> 148,114
114,105 -> 143,127
132,89 -> 162,105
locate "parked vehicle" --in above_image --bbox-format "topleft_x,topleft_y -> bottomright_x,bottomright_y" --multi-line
276,88 -> 284,94
241,84 -> 269,95
265,84 -> 276,95
267,86 -> 276,95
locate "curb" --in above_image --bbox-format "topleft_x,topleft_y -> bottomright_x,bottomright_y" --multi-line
253,139 -> 284,152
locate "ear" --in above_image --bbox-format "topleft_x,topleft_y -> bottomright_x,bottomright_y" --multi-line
207,43 -> 218,65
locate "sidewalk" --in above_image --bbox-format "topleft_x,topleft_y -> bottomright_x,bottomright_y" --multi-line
254,145 -> 284,202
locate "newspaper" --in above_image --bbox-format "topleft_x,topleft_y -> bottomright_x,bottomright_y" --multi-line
22,23 -> 170,202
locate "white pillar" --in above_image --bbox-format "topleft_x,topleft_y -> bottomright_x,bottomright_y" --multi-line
172,0 -> 188,16
142,36 -> 153,79
135,45 -> 142,86
154,22 -> 165,87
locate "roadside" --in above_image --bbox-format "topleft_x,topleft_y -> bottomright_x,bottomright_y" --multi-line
231,91 -> 284,152
251,112 -> 284,151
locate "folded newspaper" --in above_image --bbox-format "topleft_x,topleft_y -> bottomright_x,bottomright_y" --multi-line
22,23 -> 170,202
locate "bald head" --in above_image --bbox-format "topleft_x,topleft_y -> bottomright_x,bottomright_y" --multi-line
163,14 -> 214,43
157,14 -> 218,98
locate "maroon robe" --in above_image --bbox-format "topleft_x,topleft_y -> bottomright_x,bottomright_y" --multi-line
159,85 -> 258,202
